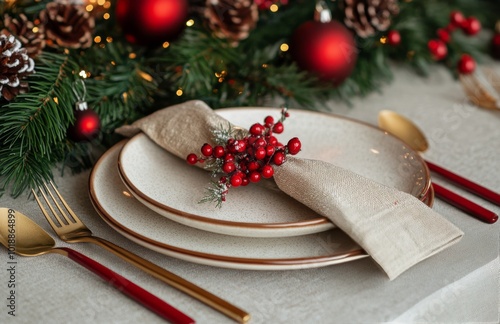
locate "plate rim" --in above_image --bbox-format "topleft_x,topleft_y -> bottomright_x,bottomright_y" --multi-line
117,107 -> 432,236
89,140 -> 370,268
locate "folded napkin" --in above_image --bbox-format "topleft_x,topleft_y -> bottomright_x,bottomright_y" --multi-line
116,100 -> 463,280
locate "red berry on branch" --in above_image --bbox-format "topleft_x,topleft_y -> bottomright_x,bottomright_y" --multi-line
241,177 -> 249,186
272,151 -> 286,165
248,161 -> 260,171
230,175 -> 242,187
224,153 -> 235,163
222,161 -> 236,173
254,146 -> 267,160
457,54 -> 476,74
449,10 -> 465,28
437,28 -> 450,43
186,153 -> 198,165
250,123 -> 265,135
213,145 -> 225,158
201,143 -> 213,157
428,39 -> 447,60
267,135 -> 278,145
261,165 -> 274,178
462,17 -> 481,36
265,145 -> 275,156
264,116 -> 274,127
272,122 -> 284,134
249,171 -> 261,183
254,137 -> 267,147
232,140 -> 247,153
287,137 -> 301,155
387,30 -> 401,46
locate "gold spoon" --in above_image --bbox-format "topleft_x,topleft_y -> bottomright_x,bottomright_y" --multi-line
378,110 -> 498,224
0,208 -> 194,324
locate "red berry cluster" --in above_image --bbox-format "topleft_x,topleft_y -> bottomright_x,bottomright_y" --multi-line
428,11 -> 481,74
186,108 -> 301,206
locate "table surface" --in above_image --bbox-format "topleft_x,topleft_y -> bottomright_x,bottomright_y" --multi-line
1,66 -> 499,324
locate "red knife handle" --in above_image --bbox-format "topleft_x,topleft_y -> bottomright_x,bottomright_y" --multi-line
61,247 -> 195,324
426,160 -> 500,207
432,183 -> 498,224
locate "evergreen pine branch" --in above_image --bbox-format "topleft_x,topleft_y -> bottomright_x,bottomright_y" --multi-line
0,52 -> 78,197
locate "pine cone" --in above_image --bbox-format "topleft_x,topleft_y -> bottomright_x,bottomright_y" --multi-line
0,32 -> 35,101
344,0 -> 400,38
39,0 -> 95,49
3,14 -> 45,59
204,0 -> 258,45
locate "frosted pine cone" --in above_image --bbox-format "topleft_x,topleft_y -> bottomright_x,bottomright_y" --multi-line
0,32 -> 35,101
204,0 -> 258,45
39,0 -> 95,49
3,14 -> 45,59
344,0 -> 400,38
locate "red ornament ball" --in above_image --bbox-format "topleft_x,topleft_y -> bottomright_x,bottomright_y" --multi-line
462,17 -> 481,36
290,20 -> 358,85
437,28 -> 450,43
67,108 -> 100,142
387,30 -> 401,46
115,0 -> 188,46
428,39 -> 447,60
457,54 -> 476,74
491,34 -> 500,60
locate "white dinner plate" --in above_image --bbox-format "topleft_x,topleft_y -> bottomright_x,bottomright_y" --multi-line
118,108 -> 431,238
89,141 -> 370,270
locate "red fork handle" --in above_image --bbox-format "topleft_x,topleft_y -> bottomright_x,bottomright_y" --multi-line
60,247 -> 195,324
432,183 -> 498,224
426,160 -> 500,207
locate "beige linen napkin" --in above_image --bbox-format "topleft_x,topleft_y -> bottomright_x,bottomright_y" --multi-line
116,100 -> 463,280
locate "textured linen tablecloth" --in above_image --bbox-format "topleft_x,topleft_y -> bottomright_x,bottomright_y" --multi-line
1,66 -> 499,324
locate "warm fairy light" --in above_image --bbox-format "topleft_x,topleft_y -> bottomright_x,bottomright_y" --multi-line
97,0 -> 105,5
138,70 -> 153,82
103,1 -> 111,9
129,53 -> 137,59
94,36 -> 102,43
103,13 -> 110,20
122,191 -> 132,197
79,70 -> 88,78
186,19 -> 194,27
106,37 -> 113,43
89,0 -> 96,3
32,27 -> 39,33
280,43 -> 289,52
86,4 -> 94,12
262,63 -> 268,68
122,92 -> 128,102
270,4 -> 279,12
379,36 -> 387,44
162,42 -> 170,48
53,97 -> 59,104
110,60 -> 116,65
176,88 -> 183,96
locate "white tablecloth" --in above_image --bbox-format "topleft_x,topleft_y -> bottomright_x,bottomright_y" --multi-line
1,66 -> 499,323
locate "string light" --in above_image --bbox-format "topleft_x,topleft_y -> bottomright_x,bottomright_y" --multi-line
94,36 -> 102,43
162,42 -> 170,48
103,13 -> 110,20
186,19 -> 194,27
176,88 -> 183,96
270,4 -> 279,12
379,36 -> 387,44
280,43 -> 289,52
129,53 -> 137,59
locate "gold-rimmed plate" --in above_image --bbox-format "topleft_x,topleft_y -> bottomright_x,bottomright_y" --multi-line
90,140 -> 370,270
118,108 -> 431,238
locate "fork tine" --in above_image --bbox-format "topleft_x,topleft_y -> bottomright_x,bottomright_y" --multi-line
47,181 -> 82,225
32,188 -> 64,230
41,182 -> 75,225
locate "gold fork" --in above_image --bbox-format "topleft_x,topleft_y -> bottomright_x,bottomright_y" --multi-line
32,182 -> 250,324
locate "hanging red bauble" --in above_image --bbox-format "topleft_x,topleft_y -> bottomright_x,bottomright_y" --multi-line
290,19 -> 357,85
457,54 -> 476,74
427,39 -> 447,60
491,34 -> 500,60
67,105 -> 101,142
115,0 -> 188,46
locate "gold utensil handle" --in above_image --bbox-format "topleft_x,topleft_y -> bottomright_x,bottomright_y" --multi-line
78,236 -> 250,323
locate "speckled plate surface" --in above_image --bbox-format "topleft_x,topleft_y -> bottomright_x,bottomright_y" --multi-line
118,108 -> 431,238
90,141 -> 370,270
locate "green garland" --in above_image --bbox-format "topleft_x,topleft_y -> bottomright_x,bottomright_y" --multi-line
1,0 -> 499,197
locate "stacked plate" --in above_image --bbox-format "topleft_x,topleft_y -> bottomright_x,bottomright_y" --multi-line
89,108 -> 433,270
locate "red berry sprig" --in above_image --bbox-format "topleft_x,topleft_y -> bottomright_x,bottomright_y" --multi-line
428,10 -> 481,67
186,108 -> 302,207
